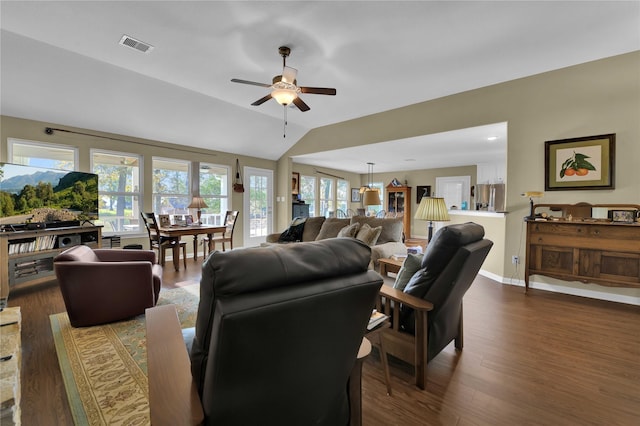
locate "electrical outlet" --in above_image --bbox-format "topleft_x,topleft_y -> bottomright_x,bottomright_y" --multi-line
512,255 -> 520,264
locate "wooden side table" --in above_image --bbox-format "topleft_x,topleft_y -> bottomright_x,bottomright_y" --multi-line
378,257 -> 404,277
366,321 -> 392,395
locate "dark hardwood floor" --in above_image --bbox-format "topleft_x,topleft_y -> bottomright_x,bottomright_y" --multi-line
9,256 -> 640,425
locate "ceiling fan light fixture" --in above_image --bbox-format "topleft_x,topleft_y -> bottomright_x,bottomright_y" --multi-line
272,88 -> 298,105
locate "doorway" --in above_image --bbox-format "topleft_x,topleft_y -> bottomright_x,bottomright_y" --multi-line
243,167 -> 274,247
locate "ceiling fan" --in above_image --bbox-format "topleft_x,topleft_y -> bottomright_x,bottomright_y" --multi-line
231,46 -> 336,112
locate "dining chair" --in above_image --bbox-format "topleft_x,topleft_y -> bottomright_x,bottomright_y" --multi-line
140,212 -> 187,271
202,210 -> 239,256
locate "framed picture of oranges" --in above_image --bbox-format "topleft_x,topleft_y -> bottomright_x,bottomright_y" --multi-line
544,134 -> 615,191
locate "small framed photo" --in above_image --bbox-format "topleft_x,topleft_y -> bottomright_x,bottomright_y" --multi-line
351,188 -> 361,202
185,215 -> 193,225
292,172 -> 300,195
611,210 -> 635,224
158,214 -> 171,227
416,185 -> 431,203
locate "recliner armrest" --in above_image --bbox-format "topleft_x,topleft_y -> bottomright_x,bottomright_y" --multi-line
146,305 -> 204,426
378,285 -> 434,312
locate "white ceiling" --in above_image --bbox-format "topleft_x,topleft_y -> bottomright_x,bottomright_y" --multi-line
1,1 -> 638,174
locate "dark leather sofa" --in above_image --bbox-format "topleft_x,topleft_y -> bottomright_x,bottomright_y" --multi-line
146,237 -> 383,426
54,245 -> 163,327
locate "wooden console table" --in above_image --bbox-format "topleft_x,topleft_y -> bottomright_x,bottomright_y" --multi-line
1,225 -> 102,299
525,203 -> 640,291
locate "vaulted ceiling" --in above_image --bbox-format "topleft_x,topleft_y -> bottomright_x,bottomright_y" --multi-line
1,1 -> 638,173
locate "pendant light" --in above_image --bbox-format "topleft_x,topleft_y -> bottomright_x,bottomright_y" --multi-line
362,162 -> 380,206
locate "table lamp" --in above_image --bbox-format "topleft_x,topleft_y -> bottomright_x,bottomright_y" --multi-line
522,191 -> 544,219
187,196 -> 208,224
415,197 -> 450,241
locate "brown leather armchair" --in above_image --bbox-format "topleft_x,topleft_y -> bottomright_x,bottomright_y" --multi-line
54,244 -> 163,327
376,222 -> 493,389
146,238 -> 383,426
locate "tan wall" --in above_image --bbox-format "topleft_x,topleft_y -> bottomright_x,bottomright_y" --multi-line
282,51 -> 640,302
0,115 -> 277,252
446,213 -> 507,279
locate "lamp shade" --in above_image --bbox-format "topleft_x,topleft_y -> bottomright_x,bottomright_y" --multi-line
188,197 -> 208,209
414,197 -> 450,222
362,188 -> 380,206
522,191 -> 544,199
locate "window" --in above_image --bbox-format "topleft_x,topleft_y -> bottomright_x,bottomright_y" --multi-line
337,179 -> 348,215
198,163 -> 230,226
152,158 -> 191,218
91,150 -> 142,234
8,138 -> 77,170
366,181 -> 384,215
300,175 -> 316,216
319,177 -> 334,217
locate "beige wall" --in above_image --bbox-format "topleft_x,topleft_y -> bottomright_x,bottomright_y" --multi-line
282,51 -> 640,303
0,115 -> 277,252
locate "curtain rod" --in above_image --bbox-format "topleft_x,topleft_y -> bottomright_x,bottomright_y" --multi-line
43,127 -> 216,156
314,168 -> 345,180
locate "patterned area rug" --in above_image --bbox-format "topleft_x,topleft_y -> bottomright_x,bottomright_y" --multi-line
50,283 -> 200,426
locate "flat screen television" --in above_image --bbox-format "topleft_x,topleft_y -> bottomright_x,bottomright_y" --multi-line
0,162 -> 99,226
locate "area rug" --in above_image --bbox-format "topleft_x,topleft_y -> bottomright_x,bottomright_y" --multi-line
50,283 -> 200,426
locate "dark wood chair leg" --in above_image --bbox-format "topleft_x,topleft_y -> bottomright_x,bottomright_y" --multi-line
414,310 -> 428,390
455,303 -> 464,350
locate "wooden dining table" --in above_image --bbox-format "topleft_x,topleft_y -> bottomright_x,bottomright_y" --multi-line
157,224 -> 226,270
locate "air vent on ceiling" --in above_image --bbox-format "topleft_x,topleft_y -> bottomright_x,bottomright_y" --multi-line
119,35 -> 154,53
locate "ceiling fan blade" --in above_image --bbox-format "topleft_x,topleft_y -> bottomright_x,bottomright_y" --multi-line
282,66 -> 298,84
299,87 -> 337,96
231,78 -> 271,88
293,97 -> 310,112
251,94 -> 273,106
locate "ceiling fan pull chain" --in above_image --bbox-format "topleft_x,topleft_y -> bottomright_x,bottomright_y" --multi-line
283,105 -> 287,138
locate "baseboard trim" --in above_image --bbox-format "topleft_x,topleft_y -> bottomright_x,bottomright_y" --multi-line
479,270 -> 640,306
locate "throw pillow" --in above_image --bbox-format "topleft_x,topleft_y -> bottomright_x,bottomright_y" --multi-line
392,253 -> 424,290
337,222 -> 360,238
315,218 -> 352,240
355,223 -> 383,246
278,218 -> 307,242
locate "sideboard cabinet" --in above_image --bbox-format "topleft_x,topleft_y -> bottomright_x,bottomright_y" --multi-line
525,204 -> 640,291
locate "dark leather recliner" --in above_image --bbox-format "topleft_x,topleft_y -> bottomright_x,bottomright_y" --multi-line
54,244 -> 163,327
377,222 -> 493,389
146,238 -> 383,426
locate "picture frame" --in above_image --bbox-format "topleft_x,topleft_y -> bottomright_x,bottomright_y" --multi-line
351,188 -> 361,202
292,172 -> 300,195
416,185 -> 431,203
611,210 -> 634,224
158,214 -> 171,228
185,215 -> 193,225
544,134 -> 615,191
173,215 -> 186,226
